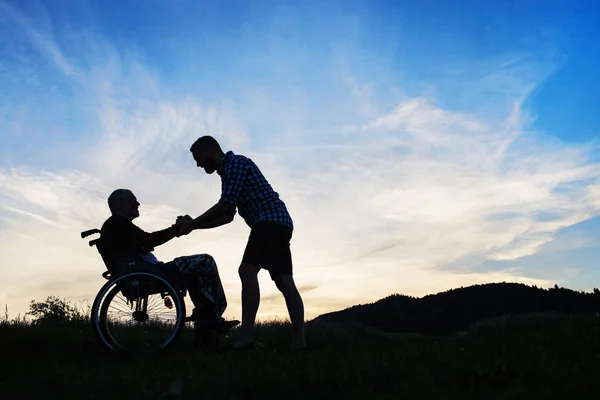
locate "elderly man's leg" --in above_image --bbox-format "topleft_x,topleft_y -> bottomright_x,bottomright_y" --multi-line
274,274 -> 307,350
235,262 -> 261,346
172,254 -> 227,320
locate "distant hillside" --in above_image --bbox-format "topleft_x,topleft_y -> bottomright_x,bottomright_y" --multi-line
313,282 -> 600,335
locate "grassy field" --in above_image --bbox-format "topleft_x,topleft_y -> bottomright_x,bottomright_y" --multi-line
1,313 -> 600,399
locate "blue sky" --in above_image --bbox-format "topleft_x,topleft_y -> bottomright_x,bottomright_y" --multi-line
1,0 -> 599,320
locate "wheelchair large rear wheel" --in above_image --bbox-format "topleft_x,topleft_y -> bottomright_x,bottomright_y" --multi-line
91,271 -> 186,353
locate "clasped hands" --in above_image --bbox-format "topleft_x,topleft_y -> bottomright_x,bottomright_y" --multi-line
172,214 -> 194,237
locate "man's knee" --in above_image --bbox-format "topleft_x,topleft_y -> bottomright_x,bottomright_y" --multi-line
202,254 -> 216,264
238,263 -> 260,279
187,253 -> 216,265
273,274 -> 297,294
177,254 -> 218,273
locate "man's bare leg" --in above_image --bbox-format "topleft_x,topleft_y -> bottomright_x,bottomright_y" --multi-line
274,274 -> 307,350
234,262 -> 261,346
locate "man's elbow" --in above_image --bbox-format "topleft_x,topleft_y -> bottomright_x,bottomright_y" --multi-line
219,201 -> 236,222
220,207 -> 235,223
225,208 -> 236,223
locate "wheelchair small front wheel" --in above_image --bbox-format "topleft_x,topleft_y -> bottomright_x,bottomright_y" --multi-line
91,271 -> 186,353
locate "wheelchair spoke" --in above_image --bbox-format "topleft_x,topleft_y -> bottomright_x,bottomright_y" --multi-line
110,296 -> 134,314
147,295 -> 163,312
147,299 -> 169,315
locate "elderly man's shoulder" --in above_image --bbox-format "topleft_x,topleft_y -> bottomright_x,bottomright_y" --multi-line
101,215 -> 134,233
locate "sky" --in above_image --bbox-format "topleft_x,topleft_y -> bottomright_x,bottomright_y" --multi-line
1,0 -> 600,322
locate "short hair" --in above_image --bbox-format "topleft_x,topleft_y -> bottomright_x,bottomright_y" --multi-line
107,189 -> 131,214
190,135 -> 222,154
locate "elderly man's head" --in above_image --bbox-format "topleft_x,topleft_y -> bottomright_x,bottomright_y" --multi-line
107,189 -> 140,220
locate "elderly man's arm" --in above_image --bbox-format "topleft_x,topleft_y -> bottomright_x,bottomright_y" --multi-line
147,225 -> 181,247
101,216 -> 180,257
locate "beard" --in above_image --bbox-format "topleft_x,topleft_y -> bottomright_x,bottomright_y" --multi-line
203,159 -> 219,174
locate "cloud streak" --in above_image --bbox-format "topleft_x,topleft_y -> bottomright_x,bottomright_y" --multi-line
0,1 -> 77,79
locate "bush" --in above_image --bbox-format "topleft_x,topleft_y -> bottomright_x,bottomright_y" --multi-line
27,296 -> 88,324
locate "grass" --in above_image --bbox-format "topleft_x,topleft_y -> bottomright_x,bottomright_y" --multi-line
2,312 -> 600,399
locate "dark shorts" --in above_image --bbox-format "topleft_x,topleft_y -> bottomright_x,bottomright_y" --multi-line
242,221 -> 293,280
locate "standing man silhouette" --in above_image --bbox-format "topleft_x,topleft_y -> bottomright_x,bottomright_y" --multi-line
179,136 -> 307,350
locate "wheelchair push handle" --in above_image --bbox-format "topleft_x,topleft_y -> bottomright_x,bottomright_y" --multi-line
81,228 -> 100,238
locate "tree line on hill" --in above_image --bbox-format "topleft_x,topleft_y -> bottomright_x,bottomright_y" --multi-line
313,282 -> 600,335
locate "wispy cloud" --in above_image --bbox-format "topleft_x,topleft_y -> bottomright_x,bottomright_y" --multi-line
0,1 -> 78,79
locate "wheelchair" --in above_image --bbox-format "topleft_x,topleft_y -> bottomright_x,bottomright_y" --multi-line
81,228 -> 228,354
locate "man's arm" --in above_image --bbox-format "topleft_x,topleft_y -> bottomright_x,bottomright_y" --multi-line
187,201 -> 235,230
182,155 -> 246,233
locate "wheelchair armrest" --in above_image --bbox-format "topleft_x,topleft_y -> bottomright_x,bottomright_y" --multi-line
107,257 -> 163,276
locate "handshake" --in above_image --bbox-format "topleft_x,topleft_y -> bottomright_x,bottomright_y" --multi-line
172,214 -> 194,237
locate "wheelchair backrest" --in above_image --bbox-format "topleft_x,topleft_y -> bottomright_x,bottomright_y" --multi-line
81,228 -> 145,274
81,228 -> 113,269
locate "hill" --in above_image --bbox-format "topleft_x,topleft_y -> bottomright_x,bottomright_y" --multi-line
313,282 -> 600,335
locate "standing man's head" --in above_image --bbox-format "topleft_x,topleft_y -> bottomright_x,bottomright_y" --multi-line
107,189 -> 140,221
190,135 -> 225,174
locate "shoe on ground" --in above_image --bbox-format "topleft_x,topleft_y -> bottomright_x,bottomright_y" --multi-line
184,307 -> 218,323
185,311 -> 240,332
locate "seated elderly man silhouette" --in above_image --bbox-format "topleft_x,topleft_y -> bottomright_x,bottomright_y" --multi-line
99,188 -> 237,329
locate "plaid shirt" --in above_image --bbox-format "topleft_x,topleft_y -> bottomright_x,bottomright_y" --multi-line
217,151 -> 293,230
